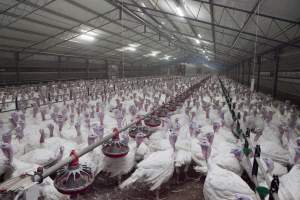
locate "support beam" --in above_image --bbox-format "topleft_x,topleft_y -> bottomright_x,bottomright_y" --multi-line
272,50 -> 280,97
234,65 -> 237,81
229,0 -> 261,51
208,0 -> 217,59
13,0 -> 172,63
105,59 -> 109,79
236,64 -> 239,82
256,55 -> 261,92
107,0 -> 197,55
15,52 -> 20,82
58,56 -> 62,80
86,59 -> 90,79
117,1 -> 300,49
242,62 -> 244,84
248,60 -> 251,86
236,65 -> 238,81
238,35 -> 300,68
3,0 -> 56,31
237,64 -> 240,82
0,47 -> 90,60
130,0 -> 196,55
192,0 -> 299,25
233,68 -> 235,80
119,61 -> 124,78
182,5 -> 200,39
121,2 -> 276,50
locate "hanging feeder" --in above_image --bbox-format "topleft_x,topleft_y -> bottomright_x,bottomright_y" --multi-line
102,128 -> 129,158
165,103 -> 177,112
175,95 -> 185,103
175,100 -> 183,107
144,115 -> 161,127
54,150 -> 94,197
155,107 -> 169,118
128,125 -> 151,139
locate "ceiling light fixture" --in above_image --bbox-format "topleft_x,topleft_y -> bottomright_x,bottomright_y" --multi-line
141,2 -> 146,7
138,8 -> 144,16
151,50 -> 161,56
128,43 -> 141,48
126,47 -> 136,51
78,34 -> 95,41
143,50 -> 161,57
116,47 -> 136,52
80,30 -> 98,36
160,55 -> 171,60
175,6 -> 185,17
117,44 -> 140,52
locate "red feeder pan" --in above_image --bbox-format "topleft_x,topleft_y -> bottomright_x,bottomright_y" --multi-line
102,128 -> 129,158
165,103 -> 177,112
54,150 -> 94,197
156,107 -> 168,118
176,95 -> 185,103
128,126 -> 151,138
144,115 -> 161,127
175,100 -> 183,107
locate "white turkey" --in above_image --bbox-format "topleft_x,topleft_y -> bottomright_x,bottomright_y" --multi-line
203,164 -> 257,200
120,148 -> 174,200
120,130 -> 176,200
0,143 -> 14,182
18,145 -> 64,168
278,164 -> 300,199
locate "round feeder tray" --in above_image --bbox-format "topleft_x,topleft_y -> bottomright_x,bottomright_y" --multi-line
102,128 -> 129,158
156,107 -> 169,118
175,96 -> 185,103
175,100 -> 183,107
128,126 -> 151,138
144,115 -> 161,127
165,104 -> 177,112
54,150 -> 94,196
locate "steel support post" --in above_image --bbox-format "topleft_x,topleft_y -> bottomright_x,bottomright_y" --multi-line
105,59 -> 109,79
242,62 -> 244,84
58,56 -> 62,80
248,59 -> 251,86
86,59 -> 89,79
15,52 -> 20,82
119,61 -> 123,78
234,66 -> 236,80
236,65 -> 238,81
272,50 -> 280,98
239,64 -> 241,83
237,64 -> 240,82
256,56 -> 261,92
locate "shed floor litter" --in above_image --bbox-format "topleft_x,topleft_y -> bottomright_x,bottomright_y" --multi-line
78,169 -> 205,200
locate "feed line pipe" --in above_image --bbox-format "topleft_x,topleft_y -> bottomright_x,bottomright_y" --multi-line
33,76 -> 209,183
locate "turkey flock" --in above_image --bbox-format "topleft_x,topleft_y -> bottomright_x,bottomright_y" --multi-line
0,75 -> 299,200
